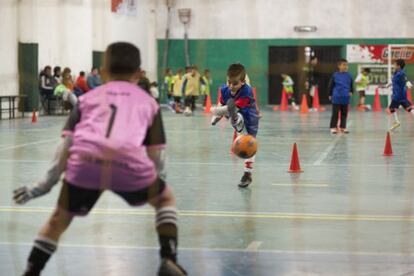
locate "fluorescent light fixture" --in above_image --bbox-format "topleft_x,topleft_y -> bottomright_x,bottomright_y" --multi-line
294,26 -> 317,32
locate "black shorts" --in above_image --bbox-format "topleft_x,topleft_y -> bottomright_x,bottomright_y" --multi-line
58,178 -> 166,216
358,90 -> 366,97
389,99 -> 412,112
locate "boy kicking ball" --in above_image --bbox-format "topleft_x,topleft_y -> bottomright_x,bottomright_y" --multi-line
211,63 -> 259,188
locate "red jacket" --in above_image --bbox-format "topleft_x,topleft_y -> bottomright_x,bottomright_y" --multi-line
75,76 -> 90,93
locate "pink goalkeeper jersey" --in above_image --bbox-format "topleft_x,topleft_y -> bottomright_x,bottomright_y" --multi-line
64,81 -> 162,191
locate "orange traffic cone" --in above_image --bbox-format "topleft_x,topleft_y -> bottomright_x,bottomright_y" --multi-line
204,94 -> 212,113
407,87 -> 413,103
373,87 -> 382,112
31,109 -> 37,123
300,94 -> 309,114
383,132 -> 393,156
280,87 -> 288,111
312,86 -> 320,110
288,143 -> 303,173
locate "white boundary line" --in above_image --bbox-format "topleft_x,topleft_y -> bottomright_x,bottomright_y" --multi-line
0,139 -> 58,152
245,241 -> 262,251
313,121 -> 353,166
272,183 -> 329,188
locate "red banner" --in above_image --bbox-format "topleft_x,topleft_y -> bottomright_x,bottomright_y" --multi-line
347,45 -> 414,63
111,0 -> 137,16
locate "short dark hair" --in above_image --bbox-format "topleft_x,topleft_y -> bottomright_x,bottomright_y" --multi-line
338,58 -> 348,65
227,63 -> 246,81
105,42 -> 141,76
363,68 -> 371,73
53,66 -> 61,74
138,77 -> 150,93
80,71 -> 85,77
395,59 -> 405,69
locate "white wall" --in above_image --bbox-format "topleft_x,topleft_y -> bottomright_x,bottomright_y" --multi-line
1,0 -> 413,97
0,0 -> 158,97
0,0 -> 18,95
155,0 -> 414,39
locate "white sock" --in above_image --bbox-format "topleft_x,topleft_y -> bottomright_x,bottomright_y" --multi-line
411,110 -> 414,116
393,112 -> 400,122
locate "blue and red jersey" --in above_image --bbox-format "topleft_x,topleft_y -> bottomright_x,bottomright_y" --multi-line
392,69 -> 408,102
220,84 -> 259,136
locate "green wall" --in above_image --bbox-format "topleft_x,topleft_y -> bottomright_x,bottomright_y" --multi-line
158,38 -> 414,106
18,42 -> 39,111
92,51 -> 104,71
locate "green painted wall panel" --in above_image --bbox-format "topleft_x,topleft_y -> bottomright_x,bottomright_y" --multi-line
92,51 -> 104,71
158,38 -> 414,106
18,42 -> 39,111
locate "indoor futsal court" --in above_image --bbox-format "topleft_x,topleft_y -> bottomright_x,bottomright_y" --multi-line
1,1 -> 414,276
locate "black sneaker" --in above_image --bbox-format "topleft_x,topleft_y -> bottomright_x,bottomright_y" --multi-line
158,259 -> 187,276
238,172 -> 252,188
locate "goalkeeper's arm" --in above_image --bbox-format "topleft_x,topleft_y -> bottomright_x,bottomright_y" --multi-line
14,103 -> 80,204
13,136 -> 72,204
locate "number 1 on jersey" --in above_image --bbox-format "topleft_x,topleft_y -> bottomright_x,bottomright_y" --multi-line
106,104 -> 117,138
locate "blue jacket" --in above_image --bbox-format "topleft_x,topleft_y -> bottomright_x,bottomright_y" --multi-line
328,72 -> 353,105
392,69 -> 407,101
220,84 -> 259,137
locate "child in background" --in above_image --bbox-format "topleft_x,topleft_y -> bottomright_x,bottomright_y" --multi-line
14,42 -> 186,276
328,59 -> 353,134
172,68 -> 184,113
75,71 -> 90,96
150,81 -> 160,103
182,66 -> 201,116
281,74 -> 297,110
211,63 -> 259,188
355,68 -> 371,111
387,59 -> 414,131
164,68 -> 174,111
201,69 -> 212,106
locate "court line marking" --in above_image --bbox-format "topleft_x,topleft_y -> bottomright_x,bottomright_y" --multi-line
0,241 -> 413,258
313,135 -> 342,166
0,159 -> 413,168
1,206 -> 414,222
245,241 -> 262,251
313,121 -> 352,166
272,183 -> 329,188
0,138 -> 58,152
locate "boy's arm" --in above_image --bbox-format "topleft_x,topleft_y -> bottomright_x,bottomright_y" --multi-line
13,105 -> 81,204
328,75 -> 334,99
350,76 -> 354,94
144,110 -> 167,180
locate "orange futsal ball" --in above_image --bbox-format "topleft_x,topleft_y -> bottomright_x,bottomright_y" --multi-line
232,134 -> 257,159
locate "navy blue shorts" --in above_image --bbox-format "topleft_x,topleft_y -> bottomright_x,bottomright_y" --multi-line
389,99 -> 412,112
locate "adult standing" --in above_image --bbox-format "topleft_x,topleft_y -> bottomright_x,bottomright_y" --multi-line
304,56 -> 318,109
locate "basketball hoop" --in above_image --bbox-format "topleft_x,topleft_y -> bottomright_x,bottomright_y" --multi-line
178,9 -> 191,24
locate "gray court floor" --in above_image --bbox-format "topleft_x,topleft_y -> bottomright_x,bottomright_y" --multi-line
1,107 -> 414,276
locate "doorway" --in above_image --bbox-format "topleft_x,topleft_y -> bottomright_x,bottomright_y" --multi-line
268,46 -> 342,105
